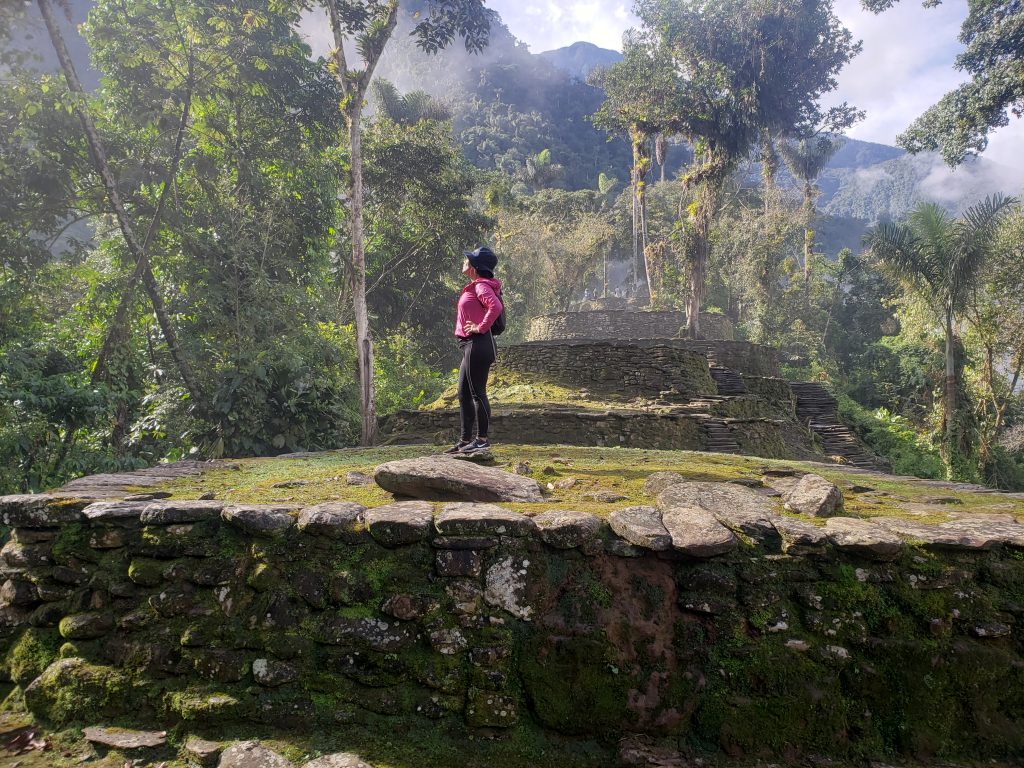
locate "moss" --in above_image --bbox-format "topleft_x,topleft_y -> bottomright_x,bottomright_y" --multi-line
128,558 -> 165,587
4,629 -> 62,687
23,657 -> 135,726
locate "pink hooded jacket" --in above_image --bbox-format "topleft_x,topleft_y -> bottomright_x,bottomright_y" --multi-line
455,277 -> 503,338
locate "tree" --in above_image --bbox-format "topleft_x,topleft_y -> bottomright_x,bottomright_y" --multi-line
863,0 -> 1024,165
320,0 -> 489,444
864,195 -> 1017,477
779,135 -> 842,283
630,0 -> 861,337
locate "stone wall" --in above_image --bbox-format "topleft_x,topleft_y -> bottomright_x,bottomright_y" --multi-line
384,408 -> 815,457
1,493 -> 1023,760
497,341 -> 717,400
528,311 -> 735,342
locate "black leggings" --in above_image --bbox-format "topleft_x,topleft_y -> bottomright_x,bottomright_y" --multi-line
457,332 -> 496,440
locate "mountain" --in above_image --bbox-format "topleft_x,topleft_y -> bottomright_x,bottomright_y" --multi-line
537,42 -> 623,81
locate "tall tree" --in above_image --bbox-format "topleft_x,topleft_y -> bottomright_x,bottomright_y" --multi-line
863,0 -> 1024,165
628,0 -> 861,337
779,135 -> 842,283
864,195 -> 1017,477
320,0 -> 489,444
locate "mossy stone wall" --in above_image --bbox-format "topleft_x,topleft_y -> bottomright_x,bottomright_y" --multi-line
3,495 -> 1022,762
527,311 -> 735,343
496,341 -> 717,400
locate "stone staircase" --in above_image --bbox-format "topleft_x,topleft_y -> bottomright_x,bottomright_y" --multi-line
790,382 -> 881,469
709,366 -> 747,395
701,418 -> 742,454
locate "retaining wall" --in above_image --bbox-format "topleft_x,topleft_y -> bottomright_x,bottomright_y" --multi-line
527,311 -> 735,343
1,494 -> 1022,761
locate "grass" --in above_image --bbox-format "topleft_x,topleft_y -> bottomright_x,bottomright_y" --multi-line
157,444 -> 1024,524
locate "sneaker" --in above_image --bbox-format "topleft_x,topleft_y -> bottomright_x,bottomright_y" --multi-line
443,441 -> 470,455
460,438 -> 491,455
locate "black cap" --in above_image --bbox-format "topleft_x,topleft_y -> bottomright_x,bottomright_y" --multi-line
465,246 -> 498,272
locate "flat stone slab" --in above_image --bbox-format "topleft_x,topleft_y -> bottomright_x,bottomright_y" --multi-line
83,501 -> 149,523
872,516 -> 1024,550
0,495 -> 86,526
59,460 -> 237,500
661,505 -> 738,558
140,499 -> 226,525
219,741 -> 293,768
83,726 -> 167,749
773,517 -> 829,555
609,506 -> 671,551
656,481 -> 776,518
185,737 -> 223,766
824,517 -> 904,561
221,505 -> 299,537
297,502 -> 367,540
783,473 -> 844,517
364,501 -> 434,546
642,471 -> 687,497
374,456 -> 543,503
302,754 -> 373,768
435,503 -> 537,537
533,510 -> 603,549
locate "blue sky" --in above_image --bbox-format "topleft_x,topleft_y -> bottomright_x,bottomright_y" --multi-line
486,0 -> 1022,167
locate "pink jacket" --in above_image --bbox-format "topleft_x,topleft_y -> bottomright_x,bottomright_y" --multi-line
455,277 -> 503,338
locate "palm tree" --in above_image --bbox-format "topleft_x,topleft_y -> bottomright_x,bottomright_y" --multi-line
779,135 -> 840,282
864,195 -> 1017,473
371,80 -> 452,125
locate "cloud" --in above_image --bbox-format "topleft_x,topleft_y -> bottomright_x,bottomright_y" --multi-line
486,0 -> 637,52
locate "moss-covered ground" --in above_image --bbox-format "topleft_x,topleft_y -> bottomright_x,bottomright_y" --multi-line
156,444 -> 1024,524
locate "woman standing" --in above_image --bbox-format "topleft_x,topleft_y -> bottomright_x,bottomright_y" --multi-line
445,246 -> 503,455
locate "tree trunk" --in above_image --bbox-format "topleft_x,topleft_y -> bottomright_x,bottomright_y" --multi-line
37,0 -> 208,413
803,181 -> 814,284
630,126 -> 653,300
686,179 -> 720,339
346,101 -> 377,445
944,307 -> 957,459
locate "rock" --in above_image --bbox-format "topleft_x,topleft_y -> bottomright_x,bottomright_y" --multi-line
221,505 -> 299,537
2,540 -> 53,568
10,528 -> 59,544
199,492 -> 217,500
484,555 -> 533,620
253,658 -> 298,686
184,737 -> 223,766
169,691 -> 246,722
783,473 -> 844,517
381,593 -> 438,621
465,689 -> 519,728
219,741 -> 293,768
433,536 -> 498,549
82,501 -> 149,524
297,503 -> 367,540
772,517 -> 829,556
583,490 -> 627,503
59,612 -> 115,640
552,477 -> 578,489
140,500 -> 226,525
643,472 -> 686,497
873,516 -> 1024,551
824,517 -> 904,561
345,471 -> 373,486
435,549 -> 483,578
0,494 -> 88,527
656,481 -> 776,518
364,501 -> 434,547
192,649 -> 250,682
271,479 -> 308,488
0,578 -> 38,607
609,506 -> 671,551
786,639 -> 810,652
429,626 -> 468,655
374,456 -> 544,503
24,658 -> 133,725
302,754 -> 373,768
435,503 -> 537,537
713,506 -> 781,547
533,510 -> 603,550
513,462 -> 531,475
660,505 -> 738,558
88,528 -> 127,549
971,622 -> 1012,638
451,449 -> 494,463
83,726 -> 166,749
312,616 -> 417,652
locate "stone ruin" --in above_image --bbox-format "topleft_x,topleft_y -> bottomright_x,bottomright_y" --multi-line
385,307 -> 882,468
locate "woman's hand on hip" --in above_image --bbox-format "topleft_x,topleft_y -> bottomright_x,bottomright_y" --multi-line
463,321 -> 481,335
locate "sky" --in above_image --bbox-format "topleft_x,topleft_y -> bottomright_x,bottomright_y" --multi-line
486,0 -> 1024,168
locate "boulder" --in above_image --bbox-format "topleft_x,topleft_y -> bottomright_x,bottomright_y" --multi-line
297,502 -> 367,540
824,517 -> 904,561
83,726 -> 166,750
221,505 -> 299,537
660,505 -> 738,558
24,658 -> 133,725
374,456 -> 543,503
59,612 -> 115,640
772,517 -> 829,556
302,754 -> 373,768
642,472 -> 686,497
219,741 -> 293,768
533,510 -> 603,550
609,506 -> 671,551
783,474 -> 844,517
141,500 -> 226,525
364,501 -> 434,547
435,503 -> 537,537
